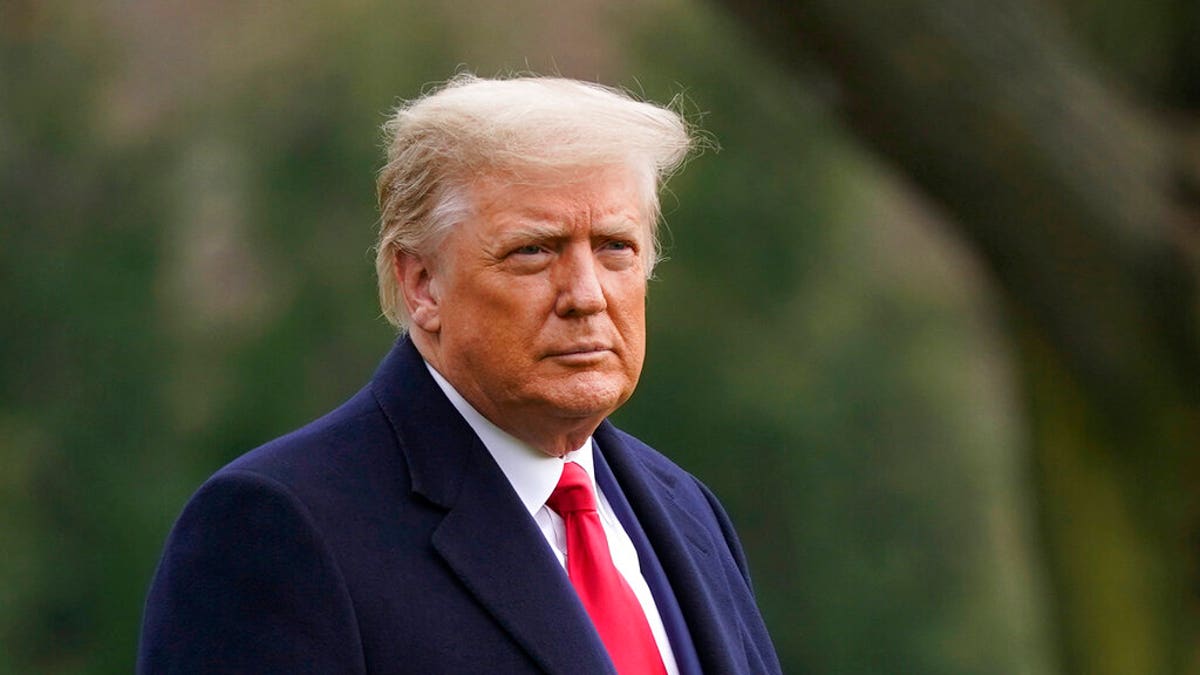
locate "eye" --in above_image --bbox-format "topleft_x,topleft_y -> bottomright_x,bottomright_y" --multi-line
601,239 -> 636,253
511,244 -> 545,256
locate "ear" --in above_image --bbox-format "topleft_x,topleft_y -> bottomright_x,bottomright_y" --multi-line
394,251 -> 442,334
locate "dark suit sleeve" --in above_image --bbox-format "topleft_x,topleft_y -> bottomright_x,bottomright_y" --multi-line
691,475 -> 784,675
138,469 -> 365,674
691,476 -> 756,592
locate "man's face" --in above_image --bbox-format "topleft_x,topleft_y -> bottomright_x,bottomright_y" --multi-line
412,166 -> 650,452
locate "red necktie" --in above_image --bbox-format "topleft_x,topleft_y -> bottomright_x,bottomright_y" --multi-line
546,462 -> 668,675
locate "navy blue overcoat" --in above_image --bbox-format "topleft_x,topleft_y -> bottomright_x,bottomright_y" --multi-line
139,338 -> 781,674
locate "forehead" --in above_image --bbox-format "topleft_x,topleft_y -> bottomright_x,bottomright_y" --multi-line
468,166 -> 649,229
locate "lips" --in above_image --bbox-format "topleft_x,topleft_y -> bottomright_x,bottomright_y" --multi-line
544,344 -> 612,358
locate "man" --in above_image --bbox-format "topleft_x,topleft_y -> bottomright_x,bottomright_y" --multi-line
139,74 -> 781,674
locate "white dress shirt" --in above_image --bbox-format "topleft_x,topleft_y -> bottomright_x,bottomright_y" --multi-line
426,364 -> 679,674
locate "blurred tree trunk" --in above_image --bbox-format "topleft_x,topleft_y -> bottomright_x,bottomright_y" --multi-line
712,1 -> 1200,673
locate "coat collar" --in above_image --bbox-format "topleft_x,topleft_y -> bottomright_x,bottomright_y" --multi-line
593,422 -> 749,674
369,337 -> 616,675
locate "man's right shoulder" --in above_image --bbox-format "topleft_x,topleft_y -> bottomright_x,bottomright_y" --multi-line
211,385 -> 400,499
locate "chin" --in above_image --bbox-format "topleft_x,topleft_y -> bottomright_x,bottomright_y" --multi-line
541,375 -> 633,419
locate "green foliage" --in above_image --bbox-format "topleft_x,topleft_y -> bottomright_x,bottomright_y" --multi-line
611,7 -> 1049,673
2,2 -> 1051,673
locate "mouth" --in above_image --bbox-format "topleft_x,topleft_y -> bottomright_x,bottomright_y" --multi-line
544,344 -> 613,362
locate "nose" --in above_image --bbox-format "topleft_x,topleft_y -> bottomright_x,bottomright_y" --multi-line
554,246 -> 607,317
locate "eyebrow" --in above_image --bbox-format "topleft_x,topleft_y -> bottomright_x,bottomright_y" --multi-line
493,221 -> 568,245
494,213 -> 644,243
590,217 -> 644,239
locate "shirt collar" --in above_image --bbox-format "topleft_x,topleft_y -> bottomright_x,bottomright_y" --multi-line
424,361 -> 596,517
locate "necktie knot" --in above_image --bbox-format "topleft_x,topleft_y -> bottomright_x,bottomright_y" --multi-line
546,461 -> 596,515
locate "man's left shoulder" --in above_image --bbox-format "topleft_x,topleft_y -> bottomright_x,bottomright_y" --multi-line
596,422 -> 732,527
601,424 -> 700,486
599,420 -> 775,659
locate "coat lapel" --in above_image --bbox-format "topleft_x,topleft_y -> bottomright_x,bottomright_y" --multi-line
431,451 -> 615,675
371,338 -> 615,675
594,422 -> 749,674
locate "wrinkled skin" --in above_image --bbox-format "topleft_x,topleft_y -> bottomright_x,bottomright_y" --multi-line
397,166 -> 650,457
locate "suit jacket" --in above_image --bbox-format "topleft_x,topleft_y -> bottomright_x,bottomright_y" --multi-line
138,338 -> 781,674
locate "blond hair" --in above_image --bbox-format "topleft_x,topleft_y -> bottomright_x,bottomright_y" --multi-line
374,74 -> 697,329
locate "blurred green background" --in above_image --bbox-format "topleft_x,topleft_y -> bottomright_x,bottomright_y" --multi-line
5,1 -> 1195,673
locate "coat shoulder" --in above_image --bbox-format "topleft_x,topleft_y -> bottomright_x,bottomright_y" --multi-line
220,387 -> 393,487
603,425 -> 726,518
604,425 -> 696,484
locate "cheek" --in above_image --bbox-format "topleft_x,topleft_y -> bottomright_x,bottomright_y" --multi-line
614,281 -> 648,324
613,288 -> 647,358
